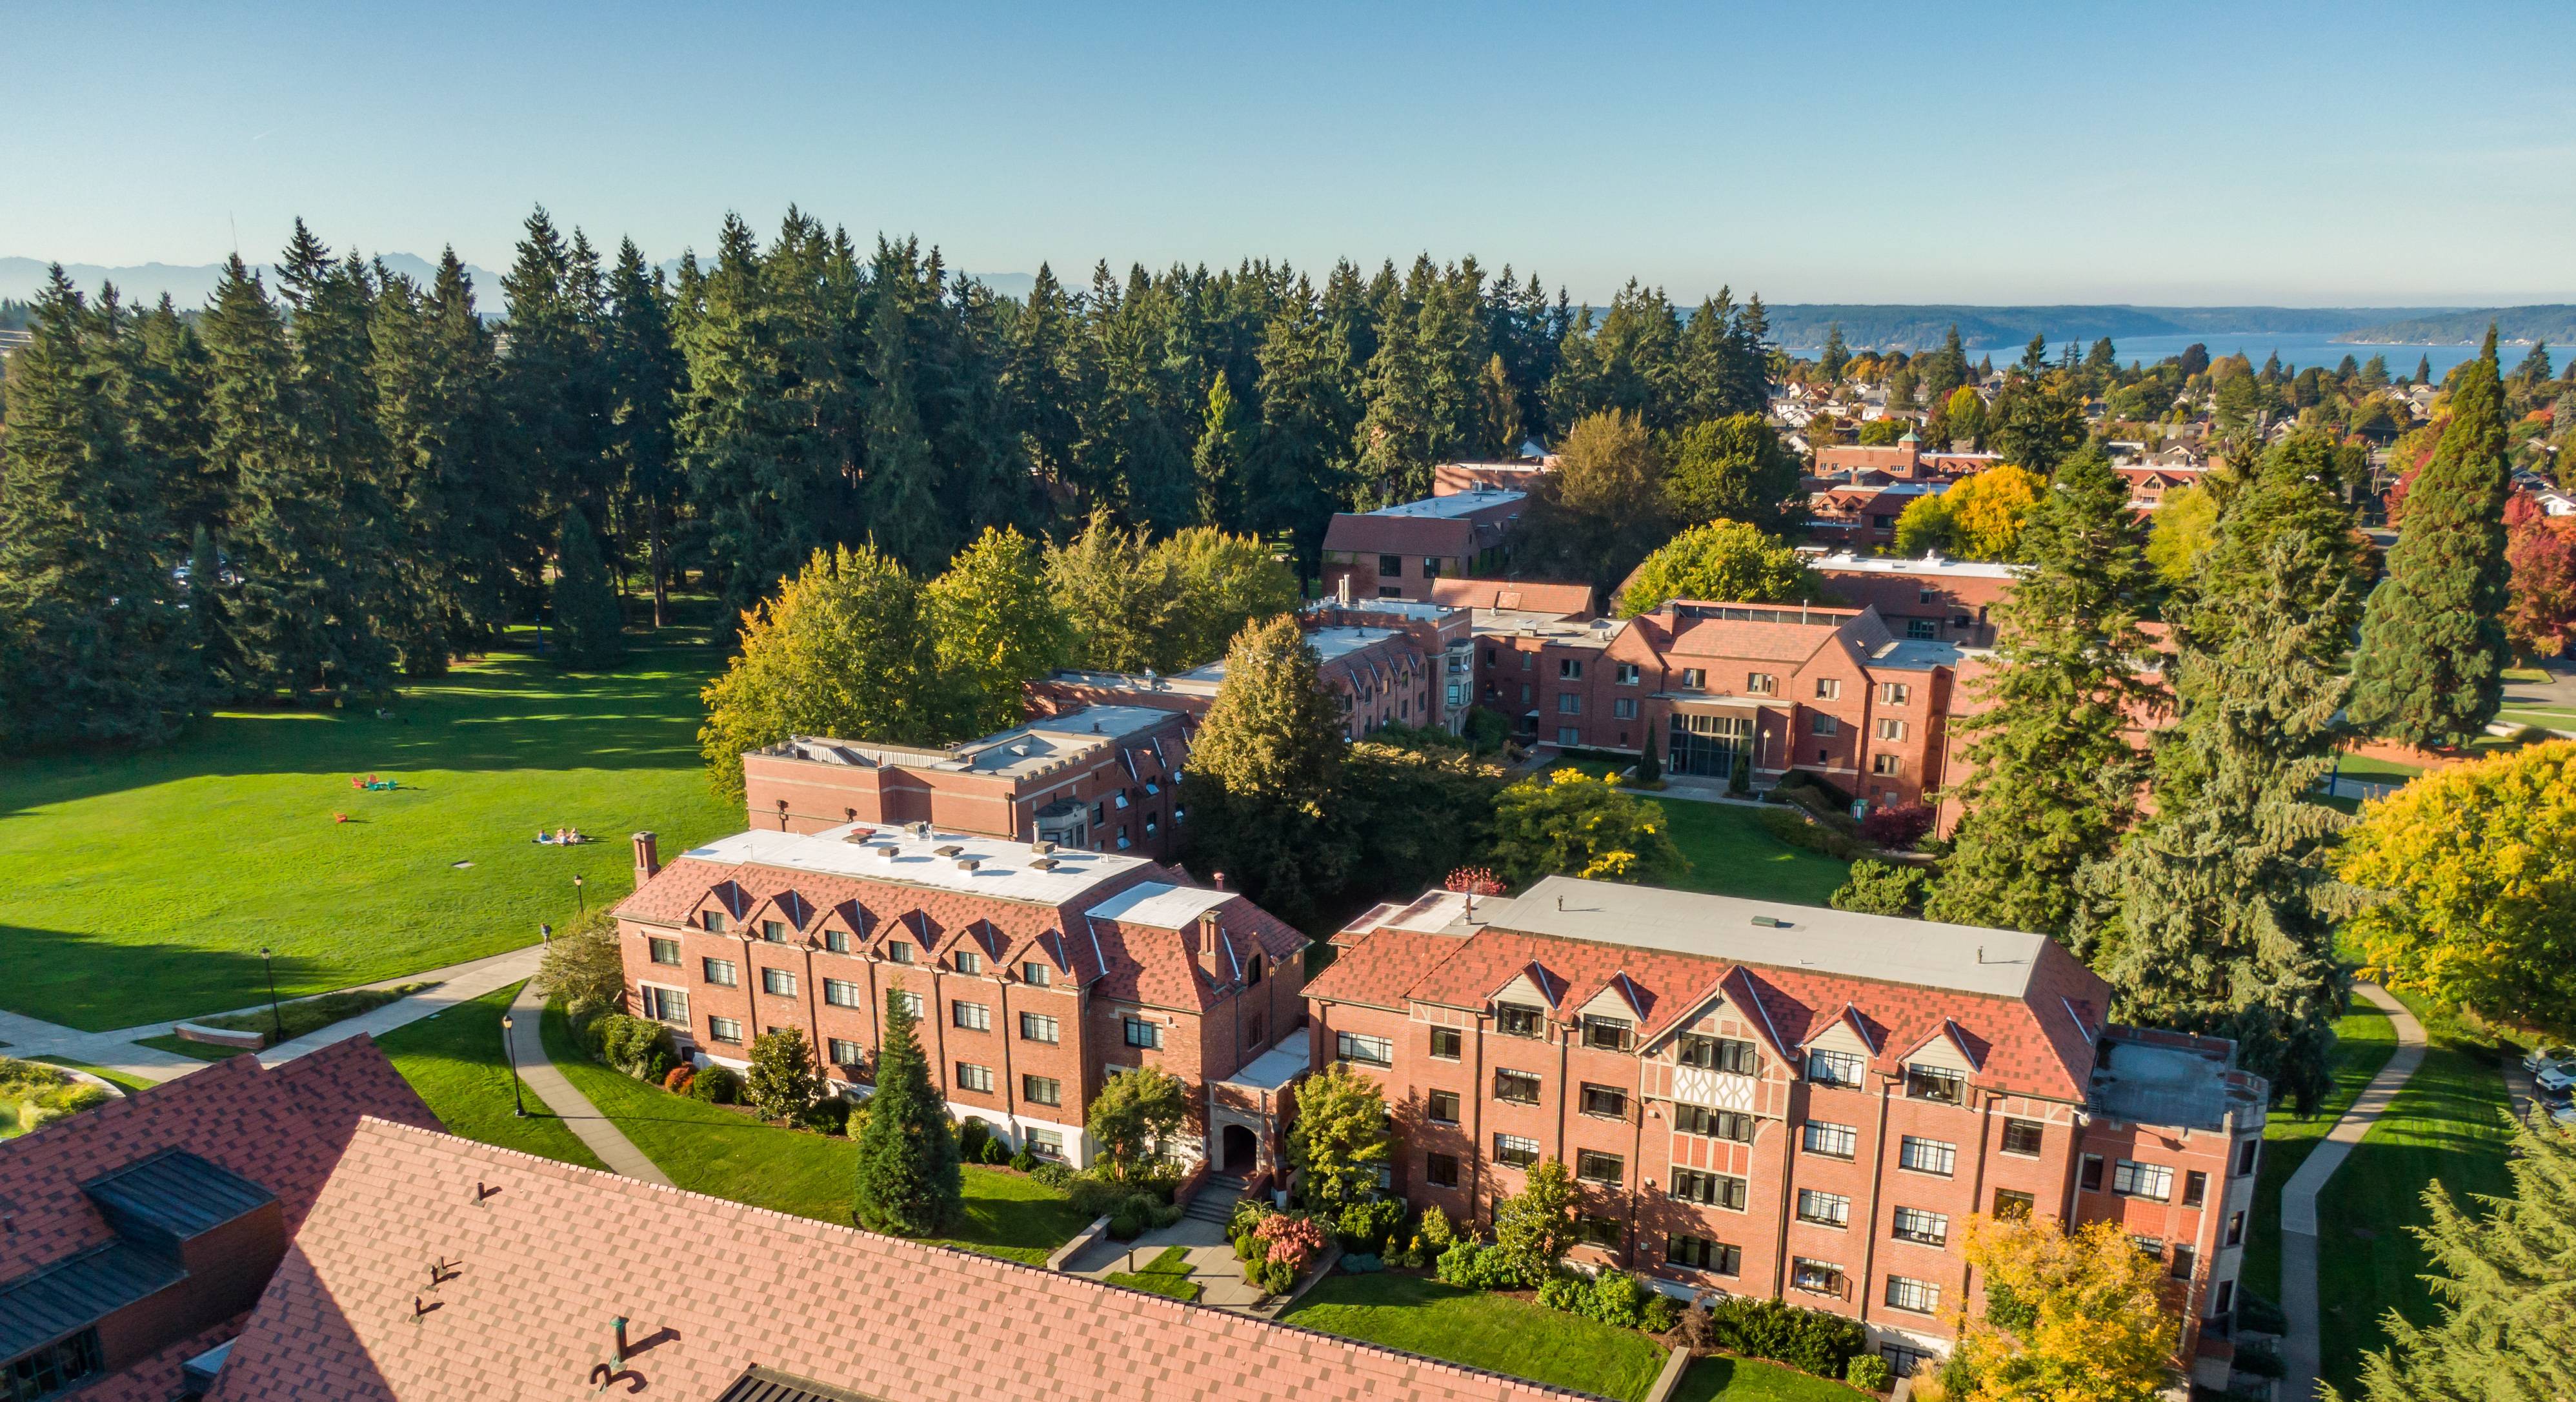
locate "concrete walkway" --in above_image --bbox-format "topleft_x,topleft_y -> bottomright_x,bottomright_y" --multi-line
503,980 -> 672,1185
2279,984 -> 2426,1402
1067,1215 -> 1270,1308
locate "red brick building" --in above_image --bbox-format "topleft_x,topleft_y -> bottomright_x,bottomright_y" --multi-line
613,823 -> 1307,1173
1811,435 -> 1999,484
1806,482 -> 1944,551
1320,486 -> 1527,602
1032,602 -> 1476,739
1434,460 -> 1553,496
1307,877 -> 2265,1383
1428,577 -> 1599,620
1807,551 -> 2017,648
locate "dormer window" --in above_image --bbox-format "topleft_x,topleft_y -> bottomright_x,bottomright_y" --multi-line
1246,953 -> 1263,986
1022,960 -> 1052,988
885,940 -> 915,964
1496,1004 -> 1544,1039
761,920 -> 789,942
701,911 -> 727,933
1582,1015 -> 1634,1052
1679,1033 -> 1759,1075
1904,1063 -> 1966,1104
954,950 -> 983,975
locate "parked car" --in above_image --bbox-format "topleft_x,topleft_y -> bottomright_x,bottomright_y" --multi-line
2521,1044 -> 2573,1074
2536,1064 -> 2576,1097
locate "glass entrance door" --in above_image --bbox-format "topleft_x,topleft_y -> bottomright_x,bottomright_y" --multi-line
1669,712 -> 1752,778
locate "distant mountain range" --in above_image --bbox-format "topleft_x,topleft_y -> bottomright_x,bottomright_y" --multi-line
2331,306 -> 2576,345
1,256 -> 1038,310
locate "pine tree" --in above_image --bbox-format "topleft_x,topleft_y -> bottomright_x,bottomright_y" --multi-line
1818,323 -> 1849,381
850,990 -> 961,1236
372,252 -> 512,674
858,245 -> 946,572
1245,278 -> 1356,573
601,239 -> 681,627
186,522 -> 239,698
2332,1115 -> 2576,1402
551,507 -> 625,667
1176,615 -> 1356,922
1190,372 -> 1254,527
2349,343 -> 2512,749
1926,448 -> 2156,937
0,269 -> 197,749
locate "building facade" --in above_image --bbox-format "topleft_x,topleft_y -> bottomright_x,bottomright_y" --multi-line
1806,551 -> 2017,649
1319,486 -> 1526,602
1305,877 -> 2265,1382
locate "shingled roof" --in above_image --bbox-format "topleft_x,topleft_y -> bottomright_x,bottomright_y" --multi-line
208,1120 -> 1595,1402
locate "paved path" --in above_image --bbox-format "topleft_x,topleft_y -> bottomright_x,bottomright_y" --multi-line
2279,984 -> 2426,1402
504,979 -> 672,1186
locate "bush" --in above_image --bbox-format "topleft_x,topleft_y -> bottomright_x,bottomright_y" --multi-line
1029,1161 -> 1076,1190
1334,1197 -> 1406,1255
1234,1232 -> 1263,1263
1227,1196 -> 1274,1242
535,906 -> 625,1017
798,1097 -> 851,1135
1639,1292 -> 1678,1334
1860,801 -> 1936,849
1259,1256 -> 1296,1294
1830,858 -> 1927,915
1432,1239 -> 1525,1292
1756,804 -> 1870,860
1537,1275 -> 1583,1312
1009,1147 -> 1038,1173
1704,1295 -> 1867,1378
1108,1210 -> 1144,1241
595,1015 -> 679,1082
744,1027 -> 820,1121
958,1119 -> 991,1162
1584,1270 -> 1651,1328
688,1064 -> 741,1104
980,1135 -> 1008,1164
1845,1353 -> 1891,1392
1340,1252 -> 1382,1274
661,1064 -> 694,1094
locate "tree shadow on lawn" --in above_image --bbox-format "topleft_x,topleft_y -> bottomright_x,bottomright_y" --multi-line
0,926 -> 312,1031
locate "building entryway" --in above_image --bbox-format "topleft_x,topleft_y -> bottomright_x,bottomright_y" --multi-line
1668,711 -> 1751,780
1220,1122 -> 1258,1174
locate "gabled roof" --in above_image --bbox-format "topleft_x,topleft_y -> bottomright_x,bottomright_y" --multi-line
207,1121 -> 1582,1402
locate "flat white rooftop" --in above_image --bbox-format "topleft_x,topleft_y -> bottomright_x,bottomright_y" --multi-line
1185,625 -> 1401,683
679,822 -> 1149,906
1365,488 -> 1525,519
1086,881 -> 1231,930
1808,551 -> 2019,581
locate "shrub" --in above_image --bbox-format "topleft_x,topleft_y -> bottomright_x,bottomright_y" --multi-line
1258,1256 -> 1295,1294
1414,1203 -> 1455,1255
1068,1173 -> 1132,1220
1254,1213 -> 1329,1273
1009,1146 -> 1038,1172
661,1064 -> 694,1094
1845,1352 -> 1892,1392
1340,1253 -> 1383,1274
1584,1270 -> 1650,1328
1108,1209 -> 1144,1241
1227,1196 -> 1274,1242
1537,1275 -> 1583,1312
1705,1295 -> 1866,1377
535,906 -> 625,1017
1639,1292 -> 1678,1334
1234,1232 -> 1263,1263
1830,858 -> 1927,915
1860,801 -> 1936,849
979,1135 -> 1008,1164
958,1119 -> 991,1162
595,1015 -> 679,1082
688,1064 -> 741,1104
798,1097 -> 851,1135
1432,1239 -> 1525,1291
1030,1161 -> 1076,1189
1334,1197 -> 1405,1255
744,1027 -> 820,1120
1757,804 -> 1869,860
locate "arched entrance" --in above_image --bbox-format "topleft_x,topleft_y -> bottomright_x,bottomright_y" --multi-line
1220,1123 -> 1258,1174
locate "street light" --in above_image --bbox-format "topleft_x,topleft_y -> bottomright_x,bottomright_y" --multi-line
574,873 -> 586,913
259,946 -> 284,1046
501,1012 -> 526,1117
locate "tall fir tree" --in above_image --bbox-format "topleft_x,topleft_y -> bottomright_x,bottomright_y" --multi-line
1175,615 -> 1355,921
1245,277 -> 1356,572
550,506 -> 626,668
1925,447 -> 2156,937
850,989 -> 963,1235
2348,336 -> 2512,748
858,240 -> 946,572
601,238 -> 682,626
186,522 -> 238,697
1190,371 -> 1254,527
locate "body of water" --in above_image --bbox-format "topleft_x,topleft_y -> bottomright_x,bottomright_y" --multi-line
1782,332 -> 2514,381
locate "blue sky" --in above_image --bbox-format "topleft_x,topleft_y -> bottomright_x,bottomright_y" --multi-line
8,0 -> 2573,304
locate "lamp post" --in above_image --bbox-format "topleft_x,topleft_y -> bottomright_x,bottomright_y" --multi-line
574,873 -> 586,913
501,1013 -> 526,1117
259,946 -> 284,1046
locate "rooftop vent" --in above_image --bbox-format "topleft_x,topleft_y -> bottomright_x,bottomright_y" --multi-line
872,844 -> 900,858
1751,915 -> 1795,929
907,821 -> 931,837
934,844 -> 964,858
1029,857 -> 1058,871
1032,840 -> 1056,855
955,857 -> 980,871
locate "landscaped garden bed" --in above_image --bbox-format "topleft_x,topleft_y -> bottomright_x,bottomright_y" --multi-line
141,980 -> 440,1060
1106,1245 -> 1203,1302
0,1057 -> 114,1138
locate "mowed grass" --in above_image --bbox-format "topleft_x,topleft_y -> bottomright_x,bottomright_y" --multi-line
539,1001 -> 1089,1265
1671,1355 -> 1865,1402
1282,1274 -> 1669,1401
2239,1000 -> 2397,1304
1651,799 -> 1851,907
0,633 -> 737,1030
374,981 -> 604,1170
30,1057 -> 156,1095
2313,992 -> 2516,1397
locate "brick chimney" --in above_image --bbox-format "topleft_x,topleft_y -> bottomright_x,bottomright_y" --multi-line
1196,909 -> 1225,982
632,831 -> 659,890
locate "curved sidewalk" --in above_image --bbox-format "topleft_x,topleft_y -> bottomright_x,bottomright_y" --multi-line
2279,983 -> 2424,1401
503,980 -> 673,1186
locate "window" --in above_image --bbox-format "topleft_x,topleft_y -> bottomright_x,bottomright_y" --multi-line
954,1000 -> 991,1030
1557,693 -> 1582,715
1427,1090 -> 1461,1124
3,1326 -> 101,1397
1747,671 -> 1777,695
1902,1064 -> 1964,1104
1495,1004 -> 1544,1038
823,929 -> 850,954
1891,1207 -> 1949,1246
1675,1104 -> 1756,1141
1582,1015 -> 1633,1051
1379,553 -> 1404,578
1668,1235 -> 1740,1274
1426,1152 -> 1460,1188
1796,1189 -> 1850,1227
641,986 -> 688,1024
890,990 -> 923,1019
1671,1169 -> 1747,1210
1810,713 -> 1840,736
1804,1121 -> 1858,1159
2001,1117 -> 2044,1156
1020,1011 -> 1060,1044
1021,1074 -> 1062,1106
828,1039 -> 863,1067
1559,658 -> 1584,680
1422,556 -> 1442,578
1790,1258 -> 1846,1295
702,957 -> 738,987
1680,1033 -> 1759,1075
1429,1026 -> 1464,1060
1681,667 -> 1707,689
1576,1215 -> 1623,1246
761,919 -> 789,942
1884,1275 -> 1942,1314
1871,754 -> 1905,776
1022,961 -> 1052,988
1246,954 -> 1262,985
1880,1345 -> 1933,1379
2236,1137 -> 2259,1175
2080,1154 -> 2106,1191
1613,696 -> 1638,719
1025,1128 -> 1065,1160
2182,1170 -> 2209,1208
956,1062 -> 992,1092
1243,1013 -> 1264,1048
1993,1188 -> 2037,1221
1806,1048 -> 1864,1087
1494,1133 -> 1541,1168
2226,1210 -> 2246,1247
884,940 -> 914,964
701,910 -> 727,933
1880,682 -> 1911,704
1125,1015 -> 1166,1050
1579,1083 -> 1629,1119
1898,1136 -> 1957,1177
2213,1280 -> 2235,1316
649,937 -> 681,966
707,1015 -> 743,1044
2113,1160 -> 2173,1201
1337,1031 -> 1393,1066
1616,662 -> 1640,685
1556,726 -> 1580,746
761,968 -> 796,997
1906,618 -> 1940,640
2171,1245 -> 2197,1281
1576,1150 -> 1625,1184
1875,717 -> 1907,741
1493,1068 -> 1542,1104
954,950 -> 983,975
824,979 -> 861,1009
1815,677 -> 1842,700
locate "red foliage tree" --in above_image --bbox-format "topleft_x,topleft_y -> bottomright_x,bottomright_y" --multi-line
2502,493 -> 2576,657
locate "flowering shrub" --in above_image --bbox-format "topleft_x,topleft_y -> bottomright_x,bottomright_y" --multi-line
1254,1212 -> 1329,1271
1860,802 -> 1936,849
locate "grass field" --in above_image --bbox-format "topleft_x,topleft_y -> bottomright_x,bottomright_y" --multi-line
374,981 -> 605,1170
539,1000 -> 1089,1265
134,1034 -> 252,1062
1651,798 -> 1853,907
1282,1274 -> 1670,1401
1671,1355 -> 1865,1402
2238,1000 -> 2397,1305
2313,991 -> 2516,1397
0,633 -> 737,1030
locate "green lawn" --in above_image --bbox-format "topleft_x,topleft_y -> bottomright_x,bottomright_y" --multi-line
374,981 -> 605,1170
2329,753 -> 2424,784
539,1001 -> 1087,1265
1106,1245 -> 1203,1301
1282,1274 -> 1670,1401
2313,991 -> 2516,1397
132,1035 -> 247,1063
1650,799 -> 1853,907
2239,1001 -> 2397,1304
1671,1354 -> 1864,1402
0,633 -> 738,1030
30,1057 -> 156,1095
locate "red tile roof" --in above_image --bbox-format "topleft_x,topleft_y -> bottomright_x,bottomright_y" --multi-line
209,1120 -> 1597,1402
1427,578 -> 1598,620
1322,511 -> 1478,558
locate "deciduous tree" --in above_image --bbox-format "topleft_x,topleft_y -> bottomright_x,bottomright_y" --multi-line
2502,494 -> 2576,657
1618,520 -> 1818,615
1154,525 -> 1299,669
745,1027 -> 821,1121
1047,509 -> 1179,673
925,526 -> 1070,735
1088,1066 -> 1192,1184
1489,1157 -> 1577,1286
1948,1215 -> 2178,1402
1287,1063 -> 1391,1212
1176,616 -> 1354,921
1489,769 -> 1685,886
1661,413 -> 1802,532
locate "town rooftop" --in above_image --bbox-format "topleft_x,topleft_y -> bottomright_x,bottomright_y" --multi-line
674,823 -> 1153,906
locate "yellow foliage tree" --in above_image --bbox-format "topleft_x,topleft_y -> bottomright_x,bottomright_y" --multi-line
1950,1214 -> 2177,1402
2337,739 -> 2576,1024
1945,463 -> 2045,562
